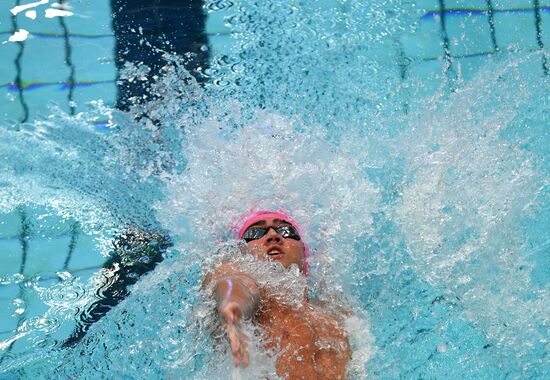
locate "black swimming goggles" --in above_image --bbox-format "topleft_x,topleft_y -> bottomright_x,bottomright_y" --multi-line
241,225 -> 301,242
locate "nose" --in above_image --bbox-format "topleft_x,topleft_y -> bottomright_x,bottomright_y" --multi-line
264,227 -> 281,243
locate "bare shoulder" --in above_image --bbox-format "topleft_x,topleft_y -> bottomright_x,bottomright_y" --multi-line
307,300 -> 351,342
202,262 -> 257,289
308,299 -> 352,378
202,262 -> 251,288
310,298 -> 353,320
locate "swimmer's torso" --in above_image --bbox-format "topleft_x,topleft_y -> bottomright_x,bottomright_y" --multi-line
256,295 -> 351,380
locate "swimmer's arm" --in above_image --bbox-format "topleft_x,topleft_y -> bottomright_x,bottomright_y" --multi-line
203,263 -> 260,319
204,264 -> 260,367
215,274 -> 260,320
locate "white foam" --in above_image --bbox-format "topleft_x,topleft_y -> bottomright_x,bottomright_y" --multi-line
45,8 -> 73,18
25,10 -> 37,19
52,2 -> 71,9
10,0 -> 48,16
345,315 -> 376,378
156,109 -> 380,284
8,29 -> 29,42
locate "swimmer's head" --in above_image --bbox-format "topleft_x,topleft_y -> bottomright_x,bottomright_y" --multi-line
235,211 -> 308,274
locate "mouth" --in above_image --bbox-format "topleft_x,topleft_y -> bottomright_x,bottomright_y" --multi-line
267,247 -> 284,257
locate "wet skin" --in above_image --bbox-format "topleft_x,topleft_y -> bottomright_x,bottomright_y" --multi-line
213,217 -> 351,379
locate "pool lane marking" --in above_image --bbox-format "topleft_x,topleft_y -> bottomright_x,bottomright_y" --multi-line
17,209 -> 30,275
1,31 -> 228,38
0,213 -> 103,363
401,46 -> 547,64
0,31 -> 114,39
10,0 -> 30,123
57,0 -> 76,115
396,40 -> 410,115
437,0 -> 456,84
422,6 -> 550,20
0,209 -> 31,364
485,0 -> 499,53
533,0 -> 549,75
62,222 -> 80,271
1,79 -> 115,91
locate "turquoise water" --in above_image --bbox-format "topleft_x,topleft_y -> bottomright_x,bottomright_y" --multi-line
1,0 -> 549,378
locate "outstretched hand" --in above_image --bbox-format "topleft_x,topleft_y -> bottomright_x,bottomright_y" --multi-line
220,301 -> 249,367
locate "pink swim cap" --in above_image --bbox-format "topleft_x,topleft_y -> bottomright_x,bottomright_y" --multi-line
235,210 -> 309,274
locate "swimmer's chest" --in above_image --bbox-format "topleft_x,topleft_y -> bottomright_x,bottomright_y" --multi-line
256,302 -> 350,379
257,302 -> 347,353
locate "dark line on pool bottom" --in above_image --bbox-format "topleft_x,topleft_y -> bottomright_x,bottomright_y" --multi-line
0,31 -> 114,39
58,0 -> 76,114
422,6 -> 550,20
534,0 -> 549,75
419,46 -> 550,62
15,210 -> 31,353
0,30 -> 225,39
3,80 -> 115,92
0,210 -> 31,366
437,0 -> 456,84
485,0 -> 499,52
18,210 -> 30,275
11,0 -> 29,123
396,40 -> 410,115
63,223 -> 80,271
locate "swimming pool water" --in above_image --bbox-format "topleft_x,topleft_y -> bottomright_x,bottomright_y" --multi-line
1,0 -> 549,378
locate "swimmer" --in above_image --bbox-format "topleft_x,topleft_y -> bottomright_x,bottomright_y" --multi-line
206,211 -> 351,379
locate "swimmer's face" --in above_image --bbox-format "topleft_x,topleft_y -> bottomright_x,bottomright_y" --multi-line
243,217 -> 305,272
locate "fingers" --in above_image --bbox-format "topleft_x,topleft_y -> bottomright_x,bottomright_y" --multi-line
239,329 -> 249,367
226,322 -> 249,368
227,323 -> 240,357
220,302 -> 249,367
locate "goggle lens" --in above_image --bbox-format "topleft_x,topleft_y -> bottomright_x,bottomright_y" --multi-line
242,225 -> 301,242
